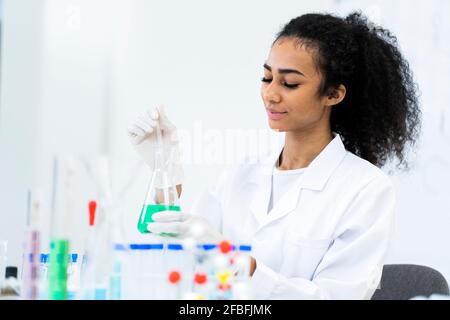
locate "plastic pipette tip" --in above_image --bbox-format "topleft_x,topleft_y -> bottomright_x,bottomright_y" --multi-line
168,270 -> 181,284
219,240 -> 232,254
88,200 -> 97,226
194,273 -> 208,285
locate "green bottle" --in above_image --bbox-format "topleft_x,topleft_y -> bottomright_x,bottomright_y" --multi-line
48,239 -> 69,300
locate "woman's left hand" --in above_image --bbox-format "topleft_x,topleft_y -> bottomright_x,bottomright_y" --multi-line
149,211 -> 226,243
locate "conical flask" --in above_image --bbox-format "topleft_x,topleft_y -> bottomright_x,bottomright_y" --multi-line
137,147 -> 181,234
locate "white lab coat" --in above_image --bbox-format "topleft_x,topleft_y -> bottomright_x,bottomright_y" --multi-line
192,134 -> 395,300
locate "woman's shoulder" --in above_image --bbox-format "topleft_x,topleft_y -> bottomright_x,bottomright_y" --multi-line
339,151 -> 394,189
218,149 -> 394,191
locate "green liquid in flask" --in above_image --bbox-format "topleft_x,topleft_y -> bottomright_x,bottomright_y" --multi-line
137,204 -> 181,235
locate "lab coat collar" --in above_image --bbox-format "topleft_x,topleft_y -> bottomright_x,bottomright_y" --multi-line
249,134 -> 347,226
260,133 -> 347,191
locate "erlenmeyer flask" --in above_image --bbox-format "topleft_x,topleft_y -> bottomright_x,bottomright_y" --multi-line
137,148 -> 181,234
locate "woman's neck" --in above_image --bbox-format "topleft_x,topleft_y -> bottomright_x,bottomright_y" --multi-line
278,130 -> 333,170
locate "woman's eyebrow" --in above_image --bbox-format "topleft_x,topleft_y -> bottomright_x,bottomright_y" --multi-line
264,63 -> 305,77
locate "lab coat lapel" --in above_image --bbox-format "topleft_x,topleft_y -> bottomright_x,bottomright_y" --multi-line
262,176 -> 303,227
249,144 -> 283,225
248,170 -> 272,225
299,134 -> 347,191
254,134 -> 348,230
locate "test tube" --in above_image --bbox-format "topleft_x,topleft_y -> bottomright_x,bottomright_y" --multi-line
48,240 -> 69,300
22,190 -> 42,300
232,244 -> 253,300
37,253 -> 49,300
127,244 -> 141,299
166,243 -> 185,300
109,244 -> 127,300
67,253 -> 80,300
192,244 -> 217,300
21,231 -> 40,300
147,243 -> 164,300
48,157 -> 72,300
128,243 -> 164,299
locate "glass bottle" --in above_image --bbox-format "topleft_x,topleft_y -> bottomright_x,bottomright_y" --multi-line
137,148 -> 181,235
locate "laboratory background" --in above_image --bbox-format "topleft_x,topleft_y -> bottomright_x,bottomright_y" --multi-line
0,0 -> 449,299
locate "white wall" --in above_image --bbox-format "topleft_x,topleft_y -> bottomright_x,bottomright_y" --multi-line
1,0 -> 450,283
0,0 -> 44,270
334,0 -> 450,281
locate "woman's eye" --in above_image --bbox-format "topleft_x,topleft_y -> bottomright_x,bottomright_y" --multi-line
283,83 -> 299,89
261,77 -> 299,89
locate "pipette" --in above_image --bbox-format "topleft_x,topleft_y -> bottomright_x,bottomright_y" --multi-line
155,110 -> 171,204
79,200 -> 97,299
155,111 -> 164,150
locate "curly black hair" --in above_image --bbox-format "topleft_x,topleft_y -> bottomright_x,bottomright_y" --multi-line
274,12 -> 421,169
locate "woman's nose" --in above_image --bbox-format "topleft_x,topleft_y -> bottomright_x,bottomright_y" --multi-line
262,84 -> 281,104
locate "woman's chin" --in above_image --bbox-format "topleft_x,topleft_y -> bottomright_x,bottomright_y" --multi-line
268,122 -> 286,132
269,126 -> 286,133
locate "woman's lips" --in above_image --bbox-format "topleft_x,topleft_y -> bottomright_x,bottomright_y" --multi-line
266,109 -> 288,120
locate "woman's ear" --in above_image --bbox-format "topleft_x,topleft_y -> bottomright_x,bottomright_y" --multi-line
325,84 -> 346,107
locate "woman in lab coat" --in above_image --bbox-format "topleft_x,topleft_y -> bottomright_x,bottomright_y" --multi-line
128,12 -> 421,299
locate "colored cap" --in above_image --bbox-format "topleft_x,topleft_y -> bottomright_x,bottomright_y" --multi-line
88,200 -> 97,226
129,243 -> 164,250
167,244 -> 183,251
114,243 -> 127,251
197,244 -> 217,251
239,245 -> 252,252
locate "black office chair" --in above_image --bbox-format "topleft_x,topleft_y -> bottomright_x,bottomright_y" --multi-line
371,264 -> 450,300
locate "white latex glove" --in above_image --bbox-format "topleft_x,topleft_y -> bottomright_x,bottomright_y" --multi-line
148,211 -> 225,243
127,105 -> 183,187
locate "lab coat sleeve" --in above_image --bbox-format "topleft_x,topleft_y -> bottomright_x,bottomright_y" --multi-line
248,174 -> 396,300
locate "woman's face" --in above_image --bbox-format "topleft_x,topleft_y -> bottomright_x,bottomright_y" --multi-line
261,38 -> 332,133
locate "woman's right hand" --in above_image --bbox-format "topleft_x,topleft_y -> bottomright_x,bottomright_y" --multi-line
127,105 -> 184,187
